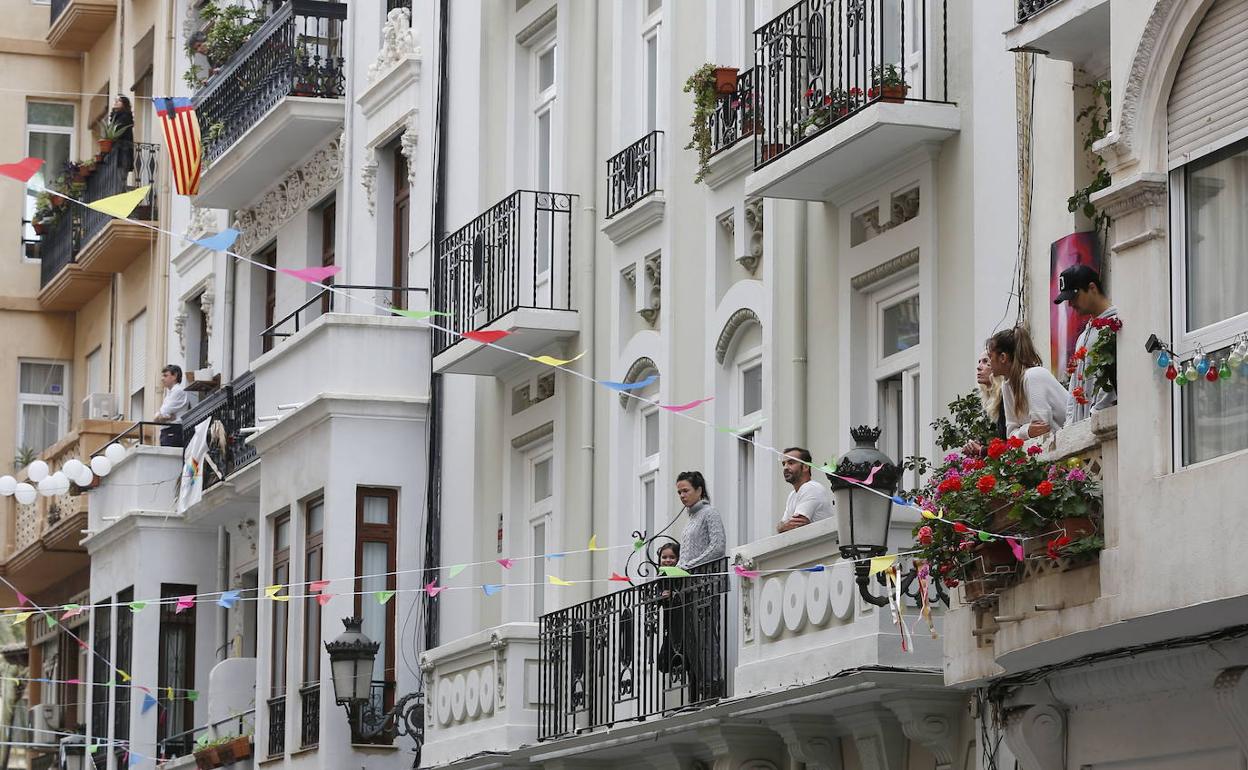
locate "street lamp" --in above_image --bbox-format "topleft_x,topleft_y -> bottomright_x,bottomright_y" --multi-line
324,617 -> 424,757
826,426 -> 901,607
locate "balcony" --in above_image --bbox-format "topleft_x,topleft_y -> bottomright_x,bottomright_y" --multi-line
418,623 -> 542,768
745,0 -> 958,202
47,0 -> 116,51
702,67 -> 758,186
432,191 -> 579,375
38,142 -> 160,311
193,0 -> 348,209
175,373 -> 258,524
1005,0 -> 1110,70
603,131 -> 663,241
0,420 -> 133,599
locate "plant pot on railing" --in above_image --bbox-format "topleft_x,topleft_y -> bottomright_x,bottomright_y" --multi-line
216,736 -> 252,764
32,221 -> 47,236
98,139 -> 114,154
760,143 -> 787,162
193,747 -> 220,770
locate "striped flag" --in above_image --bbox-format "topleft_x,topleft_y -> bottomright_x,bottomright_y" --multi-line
156,97 -> 202,196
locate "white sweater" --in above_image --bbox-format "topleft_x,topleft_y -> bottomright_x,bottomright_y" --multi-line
1002,367 -> 1069,439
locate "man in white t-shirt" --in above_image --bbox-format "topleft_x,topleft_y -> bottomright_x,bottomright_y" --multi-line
777,447 -> 834,533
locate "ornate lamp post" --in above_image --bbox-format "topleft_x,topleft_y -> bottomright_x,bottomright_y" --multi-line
826,426 -> 902,607
325,617 -> 424,759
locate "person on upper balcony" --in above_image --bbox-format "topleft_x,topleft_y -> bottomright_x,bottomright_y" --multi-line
1054,265 -> 1119,424
776,447 -> 833,533
154,364 -> 191,448
987,326 -> 1068,440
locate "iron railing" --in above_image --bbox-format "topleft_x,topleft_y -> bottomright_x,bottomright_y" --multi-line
157,709 -> 254,760
432,190 -> 576,356
606,131 -> 663,219
299,683 -> 319,748
538,557 -> 729,740
1016,0 -> 1063,22
753,0 -> 950,167
39,206 -> 81,287
195,0 -> 348,164
267,696 -> 286,757
179,372 -> 258,490
709,67 -> 757,156
81,141 -> 160,247
260,285 -> 426,341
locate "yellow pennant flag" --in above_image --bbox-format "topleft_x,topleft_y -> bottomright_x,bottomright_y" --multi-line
547,575 -> 575,587
264,585 -> 289,602
920,509 -> 941,520
9,612 -> 33,626
869,555 -> 897,576
587,535 -> 602,551
118,670 -> 131,683
166,686 -> 174,701
86,185 -> 151,219
530,351 -> 585,367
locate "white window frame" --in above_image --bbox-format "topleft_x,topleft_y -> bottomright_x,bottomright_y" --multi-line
531,33 -> 557,294
527,450 -> 554,620
869,281 -> 922,487
1169,146 -> 1248,468
638,406 -> 660,539
24,101 -> 76,262
734,351 -> 762,546
641,3 -> 662,134
16,358 -> 69,455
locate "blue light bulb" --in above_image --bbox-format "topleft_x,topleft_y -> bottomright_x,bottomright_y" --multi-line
1197,358 -> 1210,376
1157,351 -> 1171,368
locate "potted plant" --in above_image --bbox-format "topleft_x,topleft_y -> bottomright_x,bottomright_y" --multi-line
216,734 -> 252,763
869,63 -> 908,102
684,64 -> 723,183
97,118 -> 124,154
713,66 -> 739,94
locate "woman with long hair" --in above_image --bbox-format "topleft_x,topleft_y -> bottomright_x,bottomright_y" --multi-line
986,327 -> 1068,439
978,349 -> 1006,440
674,470 -> 725,569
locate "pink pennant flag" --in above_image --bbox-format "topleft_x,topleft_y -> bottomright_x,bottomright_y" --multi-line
66,678 -> 81,685
16,593 -> 28,608
660,397 -> 714,413
497,558 -> 514,569
279,265 -> 341,284
864,464 -> 882,486
733,564 -> 761,579
0,157 -> 44,183
609,572 -> 631,583
424,580 -> 446,598
315,593 -> 334,607
1007,537 -> 1024,561
76,639 -> 89,650
309,580 -> 330,593
175,596 -> 195,614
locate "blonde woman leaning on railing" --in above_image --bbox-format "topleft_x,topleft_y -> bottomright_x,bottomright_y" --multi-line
987,326 -> 1068,440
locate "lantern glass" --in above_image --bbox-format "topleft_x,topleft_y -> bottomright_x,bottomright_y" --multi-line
834,486 -> 893,551
325,617 -> 379,705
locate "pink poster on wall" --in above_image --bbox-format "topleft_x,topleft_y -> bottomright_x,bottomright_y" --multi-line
1049,232 -> 1103,381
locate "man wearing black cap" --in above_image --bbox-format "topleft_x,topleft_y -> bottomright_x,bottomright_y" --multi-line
1054,265 -> 1118,423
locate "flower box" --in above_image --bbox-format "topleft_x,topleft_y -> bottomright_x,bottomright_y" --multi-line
193,736 -> 252,769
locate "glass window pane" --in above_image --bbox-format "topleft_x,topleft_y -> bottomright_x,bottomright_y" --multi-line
881,294 -> 920,354
538,48 -> 555,91
647,0 -> 662,15
307,500 -> 323,534
27,131 -> 71,182
533,458 -> 552,501
1182,344 -> 1248,464
1185,143 -> 1248,331
362,495 -> 390,524
273,518 -> 289,552
303,550 -> 321,683
742,365 -> 762,415
20,362 -> 64,395
531,523 -> 545,617
643,477 -> 656,533
537,111 -> 551,191
21,404 -> 59,454
644,411 -> 659,457
645,35 -> 658,131
360,542 -> 390,681
28,102 -> 74,127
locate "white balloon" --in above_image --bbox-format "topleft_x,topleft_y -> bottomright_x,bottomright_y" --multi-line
74,467 -> 95,488
27,460 -> 49,483
104,443 -> 126,465
90,456 -> 112,477
37,476 -> 58,496
62,459 -> 84,478
0,476 -> 15,496
14,483 -> 36,505
50,472 -> 70,495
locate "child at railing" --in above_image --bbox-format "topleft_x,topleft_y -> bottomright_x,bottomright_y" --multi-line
655,543 -> 685,680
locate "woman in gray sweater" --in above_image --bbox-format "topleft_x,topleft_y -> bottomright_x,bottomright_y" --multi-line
675,471 -> 726,569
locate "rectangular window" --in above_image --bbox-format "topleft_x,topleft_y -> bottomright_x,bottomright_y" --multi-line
320,201 -> 336,314
531,521 -> 546,617
113,588 -> 134,754
24,102 -> 74,257
158,584 -> 196,756
392,150 -> 410,310
1174,137 -> 1248,465
271,512 -> 290,695
526,449 -> 554,620
356,489 -> 396,714
302,498 -> 324,685
17,360 -> 67,455
532,37 -> 557,282
127,311 -> 147,420
195,293 -> 210,371
737,432 -> 755,546
742,363 -> 762,417
85,347 -> 104,397
91,604 -> 111,742
643,410 -> 659,457
643,32 -> 659,132
261,247 -> 277,354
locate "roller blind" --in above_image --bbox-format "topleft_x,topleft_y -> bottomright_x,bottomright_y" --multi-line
1168,0 -> 1248,167
128,311 -> 147,396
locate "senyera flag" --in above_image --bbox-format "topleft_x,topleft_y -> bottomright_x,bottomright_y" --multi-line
156,97 -> 202,196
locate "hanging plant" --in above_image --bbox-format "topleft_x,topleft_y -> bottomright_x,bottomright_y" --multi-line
683,63 -> 721,184
1067,79 -> 1112,237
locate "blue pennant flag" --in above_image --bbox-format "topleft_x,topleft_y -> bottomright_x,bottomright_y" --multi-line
193,228 -> 240,252
217,590 -> 241,609
482,584 -> 503,597
601,374 -> 657,392
141,693 -> 157,714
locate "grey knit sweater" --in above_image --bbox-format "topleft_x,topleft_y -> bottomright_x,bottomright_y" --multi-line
677,499 -> 726,569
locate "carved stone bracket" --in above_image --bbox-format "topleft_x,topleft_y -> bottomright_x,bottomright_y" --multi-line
1003,704 -> 1065,770
639,253 -> 661,326
697,723 -> 786,770
400,115 -> 419,187
766,716 -> 843,770
833,706 -> 906,770
1214,666 -> 1248,756
173,311 -> 188,357
361,154 -> 379,216
185,206 -> 216,240
234,131 -> 345,255
740,198 -> 763,274
490,631 -> 508,709
1092,172 -> 1168,255
368,7 -> 421,85
201,284 -> 216,341
883,693 -> 965,770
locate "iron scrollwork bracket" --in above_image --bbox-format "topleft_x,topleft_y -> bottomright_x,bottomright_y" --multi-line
350,690 -> 424,764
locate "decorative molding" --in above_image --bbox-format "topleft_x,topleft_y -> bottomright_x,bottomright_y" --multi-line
235,518 -> 258,557
201,284 -> 216,341
834,707 -> 906,770
1214,666 -> 1248,756
883,694 -> 964,770
490,631 -> 508,710
851,248 -> 920,291
1003,704 -> 1064,770
715,308 -> 762,365
618,357 -> 658,408
361,154 -> 379,216
602,195 -> 666,245
400,115 -> 419,187
233,131 -> 345,255
638,253 -> 661,327
511,421 -> 555,449
367,7 -> 421,85
717,209 -> 735,238
767,716 -> 843,770
740,198 -> 763,274
185,205 -> 216,240
1093,172 -> 1168,219
733,554 -> 756,643
1113,0 -> 1191,172
173,311 -> 188,357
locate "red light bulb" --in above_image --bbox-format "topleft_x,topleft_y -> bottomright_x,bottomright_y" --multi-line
1166,363 -> 1179,381
1207,367 -> 1220,382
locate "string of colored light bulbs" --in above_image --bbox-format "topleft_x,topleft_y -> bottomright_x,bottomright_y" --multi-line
1153,335 -> 1248,384
0,159 -> 1056,596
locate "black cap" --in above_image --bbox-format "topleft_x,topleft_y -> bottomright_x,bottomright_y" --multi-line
1054,264 -> 1102,305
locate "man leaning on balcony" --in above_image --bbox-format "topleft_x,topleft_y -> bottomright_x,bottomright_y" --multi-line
776,447 -> 833,533
1054,265 -> 1118,424
154,364 -> 191,448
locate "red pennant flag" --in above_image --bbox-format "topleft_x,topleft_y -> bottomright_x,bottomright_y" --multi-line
0,158 -> 43,183
609,572 -> 631,583
463,330 -> 510,344
315,593 -> 333,607
309,580 -> 330,593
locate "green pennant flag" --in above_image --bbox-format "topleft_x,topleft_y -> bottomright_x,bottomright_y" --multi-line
633,538 -> 645,551
978,530 -> 995,542
659,566 -> 692,578
375,590 -> 396,605
88,745 -> 99,755
44,615 -> 56,629
447,564 -> 467,579
187,690 -> 200,702
817,462 -> 837,474
391,308 -> 452,320
128,601 -> 147,613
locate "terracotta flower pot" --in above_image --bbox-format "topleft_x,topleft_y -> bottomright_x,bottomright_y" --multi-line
881,84 -> 908,103
98,139 -> 114,154
972,540 -> 1016,573
193,747 -> 220,770
714,66 -> 739,95
1057,516 -> 1097,540
32,221 -> 46,235
223,736 -> 252,761
761,143 -> 787,162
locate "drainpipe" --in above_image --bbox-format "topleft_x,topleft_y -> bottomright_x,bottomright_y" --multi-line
216,526 -> 229,662
792,204 -> 808,447
580,1 -> 599,589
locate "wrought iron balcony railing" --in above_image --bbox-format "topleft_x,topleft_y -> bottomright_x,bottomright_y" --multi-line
81,141 -> 160,247
538,557 -> 729,740
709,67 -> 757,156
753,0 -> 950,167
606,131 -> 663,219
180,371 -> 258,491
39,206 -> 81,287
267,695 -> 286,757
1016,0 -> 1063,22
194,0 -> 347,165
432,190 -> 575,356
299,683 -> 319,748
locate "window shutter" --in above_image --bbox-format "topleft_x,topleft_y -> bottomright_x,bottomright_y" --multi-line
128,311 -> 147,396
1167,0 -> 1248,167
